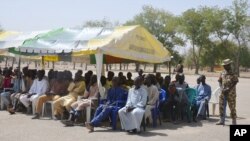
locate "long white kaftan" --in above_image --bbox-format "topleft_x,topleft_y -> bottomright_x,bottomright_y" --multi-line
118,86 -> 148,131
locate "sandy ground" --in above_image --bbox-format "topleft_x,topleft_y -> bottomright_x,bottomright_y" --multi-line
0,74 -> 249,141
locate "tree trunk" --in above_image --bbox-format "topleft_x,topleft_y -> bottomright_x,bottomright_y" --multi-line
210,64 -> 214,72
236,39 -> 241,77
192,39 -> 199,74
109,64 -> 112,70
5,57 -> 8,67
144,64 -> 147,70
106,64 -> 108,71
135,63 -> 140,72
85,64 -> 88,70
168,62 -> 171,75
73,62 -> 76,70
195,63 -> 199,74
153,64 -> 157,73
52,62 -> 55,69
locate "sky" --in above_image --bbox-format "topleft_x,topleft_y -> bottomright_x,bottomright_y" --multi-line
0,0 -> 237,31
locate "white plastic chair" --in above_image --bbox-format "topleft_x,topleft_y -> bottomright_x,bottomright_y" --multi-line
42,101 -> 54,119
86,99 -> 98,122
209,87 -> 221,115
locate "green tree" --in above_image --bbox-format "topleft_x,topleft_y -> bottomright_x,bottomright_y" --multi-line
227,0 -> 249,76
180,8 -> 211,74
125,5 -> 184,72
197,7 -> 232,72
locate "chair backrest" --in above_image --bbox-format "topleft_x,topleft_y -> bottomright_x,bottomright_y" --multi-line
159,89 -> 167,103
185,88 -> 197,104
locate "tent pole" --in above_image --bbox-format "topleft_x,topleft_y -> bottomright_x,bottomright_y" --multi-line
11,57 -> 15,68
52,62 -> 55,69
42,56 -> 45,69
18,48 -> 21,71
95,53 -> 104,97
5,57 -> 8,67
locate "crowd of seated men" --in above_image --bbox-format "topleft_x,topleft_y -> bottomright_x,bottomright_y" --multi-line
0,67 -> 211,134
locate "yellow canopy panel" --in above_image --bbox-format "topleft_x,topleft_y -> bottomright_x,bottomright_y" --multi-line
72,25 -> 171,63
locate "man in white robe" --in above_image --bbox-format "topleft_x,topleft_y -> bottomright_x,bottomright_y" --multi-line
20,70 -> 49,114
118,77 -> 147,133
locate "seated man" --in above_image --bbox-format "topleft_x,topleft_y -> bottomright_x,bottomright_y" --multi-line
165,82 -> 180,123
118,77 -> 148,133
175,73 -> 189,121
126,72 -> 134,87
20,70 -> 49,114
144,74 -> 159,125
61,75 -> 98,125
52,70 -> 85,119
1,68 -> 13,91
1,69 -> 22,114
10,68 -> 35,113
160,75 -> 171,120
106,71 -> 114,88
85,77 -> 128,131
194,75 -> 211,120
99,76 -> 108,100
32,71 -> 71,119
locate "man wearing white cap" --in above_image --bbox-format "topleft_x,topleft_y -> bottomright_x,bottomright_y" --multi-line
216,59 -> 238,125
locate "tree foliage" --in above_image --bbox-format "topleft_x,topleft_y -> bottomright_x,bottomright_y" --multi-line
125,5 -> 184,63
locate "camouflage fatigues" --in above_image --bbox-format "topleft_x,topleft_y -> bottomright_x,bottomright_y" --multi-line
219,71 -> 238,119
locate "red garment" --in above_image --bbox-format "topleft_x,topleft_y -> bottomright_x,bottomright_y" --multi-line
3,77 -> 12,88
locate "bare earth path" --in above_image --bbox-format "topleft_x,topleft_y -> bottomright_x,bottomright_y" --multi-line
0,75 -> 249,141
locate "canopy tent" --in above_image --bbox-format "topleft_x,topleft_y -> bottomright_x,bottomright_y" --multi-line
0,30 -> 49,50
1,25 -> 171,95
2,25 -> 170,63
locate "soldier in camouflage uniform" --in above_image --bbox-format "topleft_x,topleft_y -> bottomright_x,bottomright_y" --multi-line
216,59 -> 238,125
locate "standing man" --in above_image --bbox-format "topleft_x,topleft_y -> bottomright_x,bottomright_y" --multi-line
175,60 -> 184,74
216,59 -> 238,125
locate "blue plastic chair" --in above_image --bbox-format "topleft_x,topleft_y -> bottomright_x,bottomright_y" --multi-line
151,89 -> 167,127
185,88 -> 197,121
99,99 -> 107,105
110,93 -> 128,130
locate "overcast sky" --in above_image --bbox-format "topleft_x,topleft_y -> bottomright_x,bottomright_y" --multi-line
0,0 -> 237,31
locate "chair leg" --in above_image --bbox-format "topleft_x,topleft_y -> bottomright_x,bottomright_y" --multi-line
0,97 -> 4,110
42,103 -> 45,117
111,111 -> 117,130
141,115 -> 146,131
86,107 -> 91,122
51,103 -> 54,119
158,111 -> 162,125
32,102 -> 36,115
206,103 -> 209,118
212,104 -> 216,116
152,108 -> 157,127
